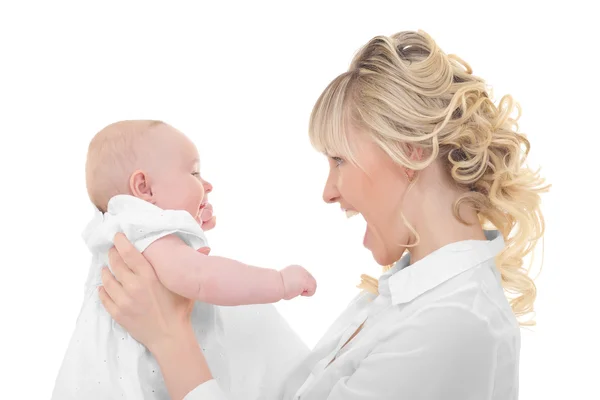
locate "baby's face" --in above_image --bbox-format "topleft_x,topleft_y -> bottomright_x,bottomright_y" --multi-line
148,126 -> 212,223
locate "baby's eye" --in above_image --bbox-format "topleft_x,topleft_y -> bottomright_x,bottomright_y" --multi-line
192,172 -> 200,177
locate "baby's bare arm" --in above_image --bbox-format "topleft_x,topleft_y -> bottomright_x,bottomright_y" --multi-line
143,235 -> 285,305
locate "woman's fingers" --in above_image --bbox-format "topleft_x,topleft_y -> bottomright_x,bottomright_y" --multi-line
100,266 -> 128,308
108,246 -> 136,288
98,285 -> 120,322
113,232 -> 155,279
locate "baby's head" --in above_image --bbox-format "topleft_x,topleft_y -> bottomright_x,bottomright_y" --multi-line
85,120 -> 211,221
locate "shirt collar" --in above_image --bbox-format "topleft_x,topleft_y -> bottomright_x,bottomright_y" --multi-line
377,230 -> 505,305
105,194 -> 161,214
81,195 -> 160,247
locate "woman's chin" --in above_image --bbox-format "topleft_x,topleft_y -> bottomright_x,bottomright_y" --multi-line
372,253 -> 391,267
368,246 -> 390,266
364,228 -> 400,266
369,243 -> 405,267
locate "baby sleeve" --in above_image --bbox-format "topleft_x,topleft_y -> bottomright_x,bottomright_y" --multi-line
82,194 -> 208,256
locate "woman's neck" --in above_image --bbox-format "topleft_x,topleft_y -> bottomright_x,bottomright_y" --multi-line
408,198 -> 487,265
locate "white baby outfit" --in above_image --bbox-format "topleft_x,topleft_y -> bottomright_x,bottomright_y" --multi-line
51,195 -> 230,399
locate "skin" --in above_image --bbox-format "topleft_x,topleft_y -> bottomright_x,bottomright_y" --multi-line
131,124 -> 215,229
132,124 -> 315,304
99,125 -> 487,399
323,125 -> 486,266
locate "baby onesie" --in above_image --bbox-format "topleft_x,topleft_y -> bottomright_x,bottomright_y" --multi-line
51,195 -> 230,399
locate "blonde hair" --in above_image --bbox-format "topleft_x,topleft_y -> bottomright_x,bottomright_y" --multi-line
85,120 -> 165,212
308,30 -> 549,326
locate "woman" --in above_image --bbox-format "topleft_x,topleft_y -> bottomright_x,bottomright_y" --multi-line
99,30 -> 548,399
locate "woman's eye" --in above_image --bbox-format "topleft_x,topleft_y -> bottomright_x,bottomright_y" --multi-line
192,172 -> 200,177
331,156 -> 344,166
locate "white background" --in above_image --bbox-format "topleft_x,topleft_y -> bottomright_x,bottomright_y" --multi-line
1,0 -> 598,398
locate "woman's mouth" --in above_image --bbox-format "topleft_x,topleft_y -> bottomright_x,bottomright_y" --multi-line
342,208 -> 369,247
342,208 -> 359,218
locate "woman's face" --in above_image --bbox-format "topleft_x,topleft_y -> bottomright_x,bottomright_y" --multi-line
322,126 -> 415,266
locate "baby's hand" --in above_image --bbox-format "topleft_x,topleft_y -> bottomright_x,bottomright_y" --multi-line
280,265 -> 317,300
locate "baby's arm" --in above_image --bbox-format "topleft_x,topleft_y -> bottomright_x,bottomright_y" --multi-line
142,234 -> 286,305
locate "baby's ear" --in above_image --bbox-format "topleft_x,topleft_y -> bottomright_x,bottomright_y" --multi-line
129,170 -> 153,201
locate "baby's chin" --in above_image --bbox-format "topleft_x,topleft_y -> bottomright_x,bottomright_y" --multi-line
193,205 -> 213,227
199,204 -> 213,221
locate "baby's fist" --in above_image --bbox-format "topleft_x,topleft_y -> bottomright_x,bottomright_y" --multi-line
280,265 -> 317,300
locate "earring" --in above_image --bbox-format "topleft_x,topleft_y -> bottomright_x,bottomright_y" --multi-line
404,169 -> 413,183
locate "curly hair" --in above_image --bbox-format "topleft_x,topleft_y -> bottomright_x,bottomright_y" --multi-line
308,30 -> 549,326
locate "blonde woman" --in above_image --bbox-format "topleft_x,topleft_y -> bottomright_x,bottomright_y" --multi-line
99,30 -> 548,399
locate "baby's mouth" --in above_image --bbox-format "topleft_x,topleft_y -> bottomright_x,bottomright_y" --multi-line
195,204 -> 205,222
197,202 -> 213,223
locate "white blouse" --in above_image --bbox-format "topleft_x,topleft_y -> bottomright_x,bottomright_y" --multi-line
186,230 -> 521,400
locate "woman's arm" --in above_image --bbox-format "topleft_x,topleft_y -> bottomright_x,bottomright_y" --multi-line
150,323 -> 218,400
304,306 -> 497,400
98,232 -> 310,400
99,233 -> 226,400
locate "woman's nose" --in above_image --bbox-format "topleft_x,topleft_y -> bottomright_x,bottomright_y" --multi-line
322,178 -> 340,204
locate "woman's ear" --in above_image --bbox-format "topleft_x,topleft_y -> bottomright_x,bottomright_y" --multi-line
403,145 -> 424,182
406,144 -> 424,162
403,168 -> 415,183
129,170 -> 154,202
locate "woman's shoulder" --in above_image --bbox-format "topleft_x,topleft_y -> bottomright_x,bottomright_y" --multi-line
376,301 -> 516,362
374,263 -> 518,348
409,261 -> 517,325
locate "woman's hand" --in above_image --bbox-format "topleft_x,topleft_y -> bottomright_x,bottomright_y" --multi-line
99,233 -> 214,399
98,232 -> 195,353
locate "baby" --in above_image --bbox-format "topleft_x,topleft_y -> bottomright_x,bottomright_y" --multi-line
51,120 -> 316,399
